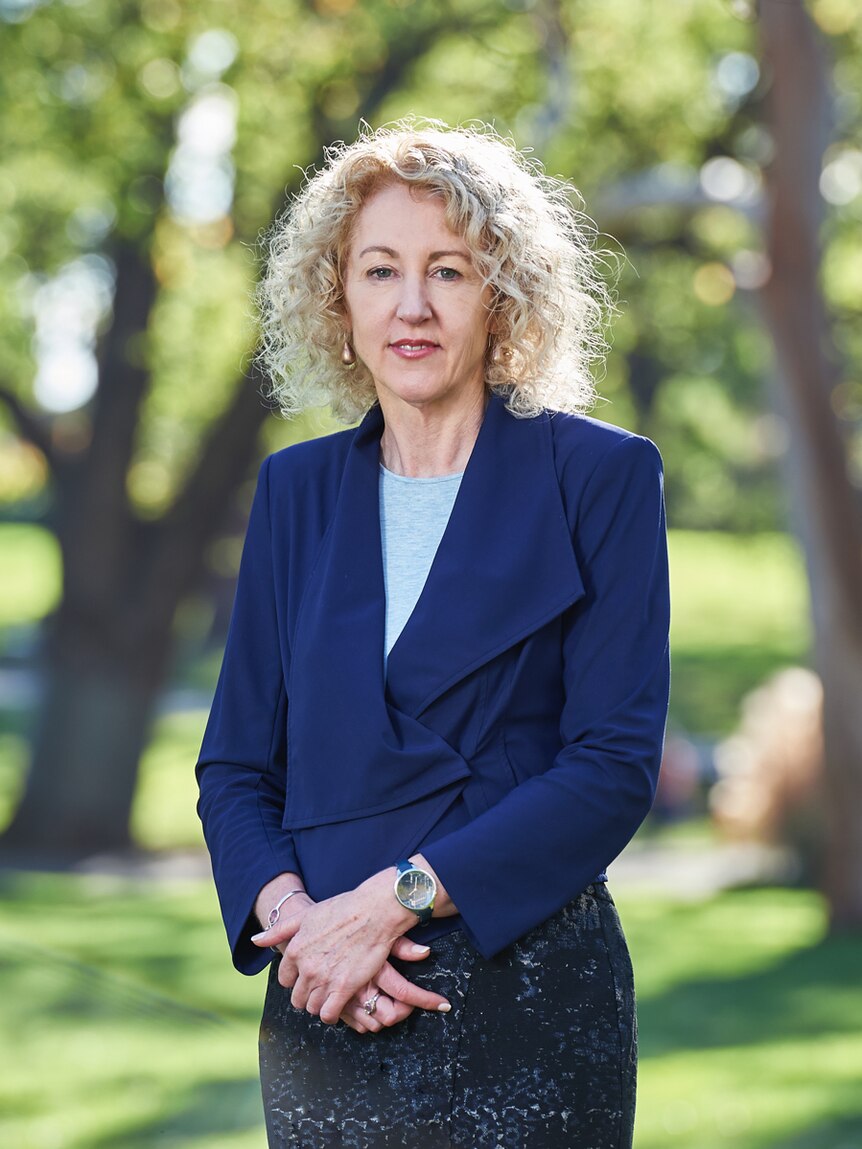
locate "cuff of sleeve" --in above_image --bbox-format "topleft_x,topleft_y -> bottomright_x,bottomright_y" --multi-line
226,854 -> 302,976
421,840 -> 505,959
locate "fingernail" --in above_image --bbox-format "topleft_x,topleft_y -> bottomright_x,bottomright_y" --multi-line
251,932 -> 267,942
437,1002 -> 451,1012
411,944 -> 431,954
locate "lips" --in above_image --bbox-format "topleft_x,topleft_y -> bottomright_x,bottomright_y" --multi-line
389,339 -> 440,360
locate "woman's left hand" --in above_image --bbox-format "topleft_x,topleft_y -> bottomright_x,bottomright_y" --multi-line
252,871 -> 450,1025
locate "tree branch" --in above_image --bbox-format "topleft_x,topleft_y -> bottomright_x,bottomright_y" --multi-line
154,0 -> 512,608
0,386 -> 58,471
59,240 -> 161,603
142,362 -> 273,615
593,165 -> 764,232
526,0 -> 572,153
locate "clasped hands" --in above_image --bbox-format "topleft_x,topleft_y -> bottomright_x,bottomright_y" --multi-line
251,870 -> 451,1034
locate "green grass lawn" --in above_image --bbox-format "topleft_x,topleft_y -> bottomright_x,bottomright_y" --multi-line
666,530 -> 811,735
0,877 -> 859,1149
0,871 -> 264,1149
625,890 -> 862,1149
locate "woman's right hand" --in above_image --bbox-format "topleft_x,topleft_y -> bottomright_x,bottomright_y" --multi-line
254,876 -> 446,1033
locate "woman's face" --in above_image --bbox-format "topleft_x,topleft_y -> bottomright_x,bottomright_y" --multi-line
342,182 -> 493,418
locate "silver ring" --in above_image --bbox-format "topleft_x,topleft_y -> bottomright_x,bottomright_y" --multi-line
363,991 -> 381,1016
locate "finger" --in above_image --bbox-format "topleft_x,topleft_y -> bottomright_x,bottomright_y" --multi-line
292,970 -> 353,1023
340,1012 -> 367,1034
377,963 -> 451,1013
290,965 -> 317,1011
251,908 -> 307,950
343,996 -> 383,1034
353,982 -> 389,1030
340,1009 -> 376,1035
304,985 -> 330,1018
389,937 -> 432,962
319,986 -> 356,1026
372,993 -> 414,1028
277,951 -> 298,990
290,970 -> 317,1012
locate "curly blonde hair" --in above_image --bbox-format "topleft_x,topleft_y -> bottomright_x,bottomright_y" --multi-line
257,119 -> 617,423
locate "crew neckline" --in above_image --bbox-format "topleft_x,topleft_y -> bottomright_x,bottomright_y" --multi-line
379,462 -> 464,483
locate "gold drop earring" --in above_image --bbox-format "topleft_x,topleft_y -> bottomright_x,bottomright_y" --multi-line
341,338 -> 356,369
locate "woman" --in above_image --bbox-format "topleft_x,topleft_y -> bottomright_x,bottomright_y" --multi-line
196,121 -> 670,1148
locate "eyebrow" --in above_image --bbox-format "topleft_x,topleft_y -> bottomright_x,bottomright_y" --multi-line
357,246 -> 472,260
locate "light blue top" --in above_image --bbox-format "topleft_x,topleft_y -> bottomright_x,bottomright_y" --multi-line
379,462 -> 463,666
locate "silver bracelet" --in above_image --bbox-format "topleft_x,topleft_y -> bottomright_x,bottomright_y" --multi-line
268,888 -> 305,928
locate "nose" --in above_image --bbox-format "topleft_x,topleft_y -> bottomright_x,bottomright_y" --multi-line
395,274 -> 432,324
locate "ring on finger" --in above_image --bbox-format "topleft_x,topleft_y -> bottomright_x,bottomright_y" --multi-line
363,991 -> 381,1016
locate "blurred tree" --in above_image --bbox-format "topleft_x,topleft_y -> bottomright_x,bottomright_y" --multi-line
0,0 -> 859,867
0,0 -> 510,858
757,0 -> 862,929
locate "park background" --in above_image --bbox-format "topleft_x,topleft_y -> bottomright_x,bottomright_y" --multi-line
1,0 -> 861,1145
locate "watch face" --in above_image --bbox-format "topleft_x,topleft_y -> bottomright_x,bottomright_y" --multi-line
395,868 -> 436,911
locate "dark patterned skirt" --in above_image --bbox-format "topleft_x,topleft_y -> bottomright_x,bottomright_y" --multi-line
259,883 -> 636,1148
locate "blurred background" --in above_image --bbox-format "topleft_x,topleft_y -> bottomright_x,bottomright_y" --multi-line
1,0 -> 861,1145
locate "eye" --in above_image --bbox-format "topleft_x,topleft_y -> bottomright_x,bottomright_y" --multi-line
433,266 -> 461,281
367,266 -> 394,280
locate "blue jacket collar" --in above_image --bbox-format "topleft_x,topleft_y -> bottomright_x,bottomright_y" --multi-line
298,388 -> 585,719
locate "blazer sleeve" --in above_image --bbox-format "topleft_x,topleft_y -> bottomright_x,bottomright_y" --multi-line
195,454 -> 301,976
422,434 -> 670,958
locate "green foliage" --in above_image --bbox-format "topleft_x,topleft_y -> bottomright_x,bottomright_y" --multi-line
0,523 -> 60,628
1,0 -> 859,530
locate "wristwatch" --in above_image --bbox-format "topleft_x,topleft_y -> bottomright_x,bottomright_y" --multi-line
393,859 -> 437,925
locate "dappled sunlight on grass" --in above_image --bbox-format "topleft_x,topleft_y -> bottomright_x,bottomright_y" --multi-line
636,1039 -> 862,1149
1,876 -> 860,1148
0,871 -> 266,1149
623,887 -> 824,999
618,888 -> 862,1149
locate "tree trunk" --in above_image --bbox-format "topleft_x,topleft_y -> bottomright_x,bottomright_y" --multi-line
0,17 -> 508,864
2,610 -> 169,859
0,368 -> 270,862
758,0 -> 862,928
818,640 -> 862,926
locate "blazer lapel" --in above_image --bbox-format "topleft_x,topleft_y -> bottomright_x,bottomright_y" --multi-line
385,390 -> 585,716
285,389 -> 585,837
286,399 -> 472,829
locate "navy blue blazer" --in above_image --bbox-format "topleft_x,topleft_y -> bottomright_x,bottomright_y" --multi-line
196,390 -> 670,975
